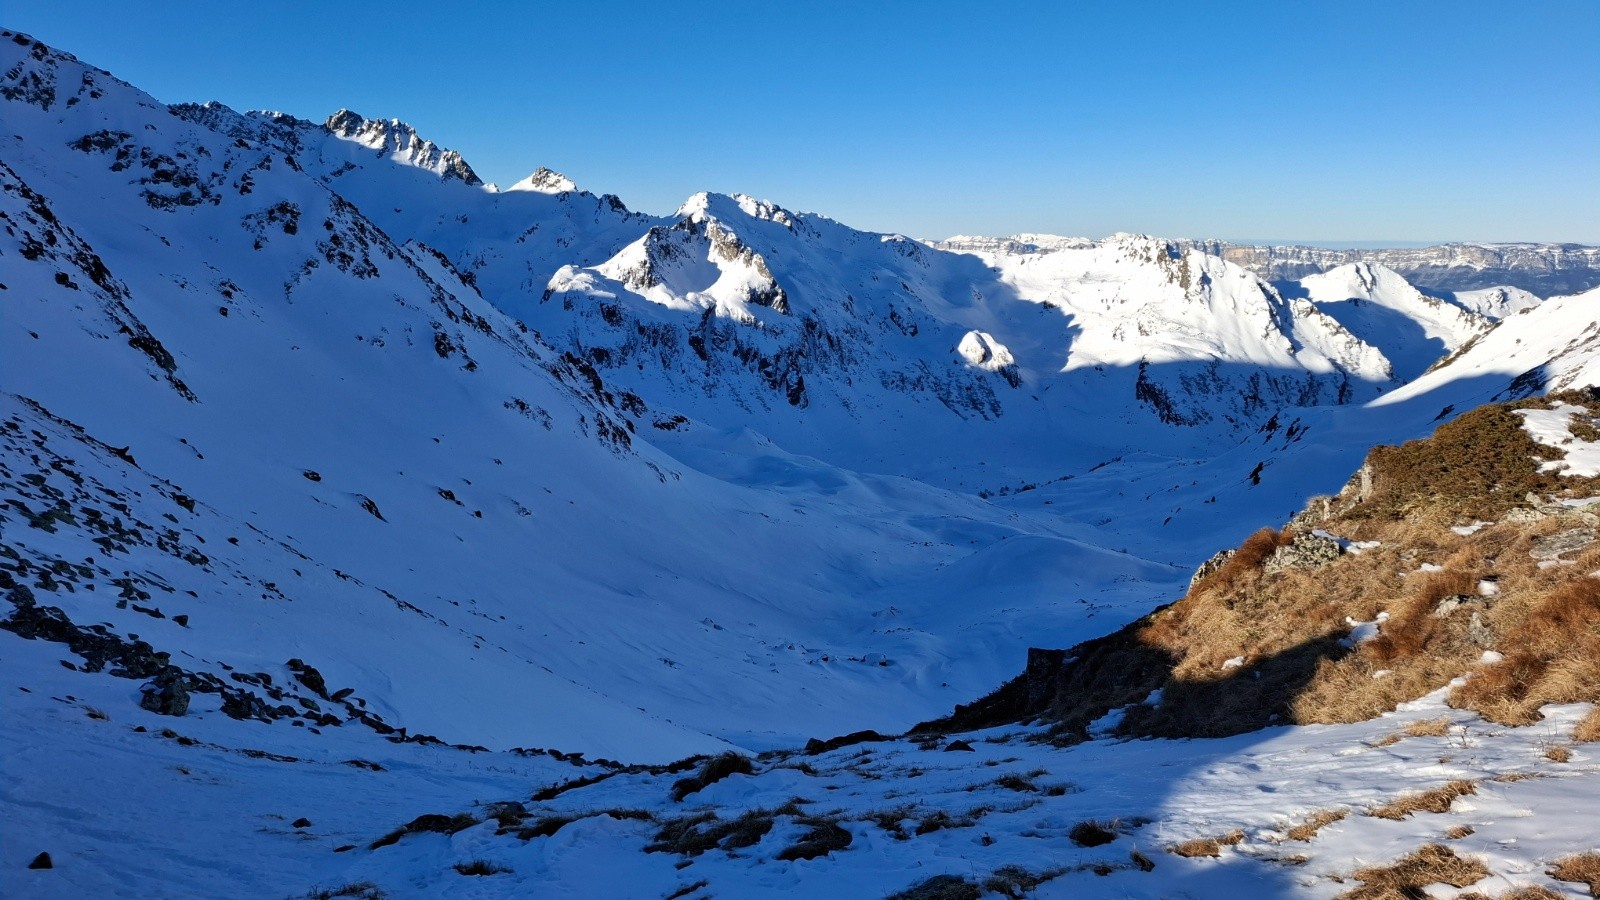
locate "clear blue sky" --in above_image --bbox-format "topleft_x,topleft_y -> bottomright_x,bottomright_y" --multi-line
8,1 -> 1598,243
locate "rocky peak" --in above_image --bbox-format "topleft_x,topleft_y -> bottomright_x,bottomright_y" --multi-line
323,109 -> 481,185
506,166 -> 577,194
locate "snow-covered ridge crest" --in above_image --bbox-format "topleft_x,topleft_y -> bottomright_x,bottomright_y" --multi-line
324,108 -> 481,185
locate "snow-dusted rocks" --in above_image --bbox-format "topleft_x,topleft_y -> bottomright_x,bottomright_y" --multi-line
324,109 -> 482,184
955,330 -> 1020,386
506,166 -> 577,194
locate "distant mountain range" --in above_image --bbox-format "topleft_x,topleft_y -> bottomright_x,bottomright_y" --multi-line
937,235 -> 1600,297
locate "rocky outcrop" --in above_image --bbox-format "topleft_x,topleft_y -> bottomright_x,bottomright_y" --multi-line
324,110 -> 481,185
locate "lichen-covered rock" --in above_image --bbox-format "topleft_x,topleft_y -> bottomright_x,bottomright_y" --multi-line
1529,527 -> 1595,561
1188,548 -> 1235,591
1263,533 -> 1343,573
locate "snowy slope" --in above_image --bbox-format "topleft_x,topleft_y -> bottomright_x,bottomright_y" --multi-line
1296,262 -> 1491,381
1440,284 -> 1543,321
0,30 -> 1182,762
5,27 -> 1600,899
1379,286 -> 1600,410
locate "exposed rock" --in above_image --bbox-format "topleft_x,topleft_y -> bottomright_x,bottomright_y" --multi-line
1263,533 -> 1343,573
27,852 -> 52,869
1433,594 -> 1484,619
802,729 -> 887,755
139,667 -> 190,716
286,658 -> 328,698
1467,612 -> 1494,648
943,740 -> 975,752
1188,549 -> 1234,591
1529,528 -> 1595,561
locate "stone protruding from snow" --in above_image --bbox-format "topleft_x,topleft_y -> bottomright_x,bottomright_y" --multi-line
324,109 -> 482,185
508,167 -> 577,194
956,331 -> 1021,386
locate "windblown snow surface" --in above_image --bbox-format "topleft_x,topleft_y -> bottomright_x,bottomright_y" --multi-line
2,30 -> 1597,899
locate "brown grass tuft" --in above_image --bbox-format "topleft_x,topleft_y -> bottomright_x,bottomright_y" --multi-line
1445,825 -> 1476,840
1404,717 -> 1451,738
1577,707 -> 1600,742
1459,887 -> 1564,900
1545,745 -> 1571,763
1342,843 -> 1489,898
1285,808 -> 1348,842
1068,820 -> 1118,848
1168,829 -> 1244,858
1367,780 -> 1476,820
1551,852 -> 1600,894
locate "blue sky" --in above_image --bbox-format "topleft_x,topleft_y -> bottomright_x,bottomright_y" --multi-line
9,1 -> 1598,243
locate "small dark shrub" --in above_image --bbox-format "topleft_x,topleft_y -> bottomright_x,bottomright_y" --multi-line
775,819 -> 852,861
671,752 -> 754,802
1069,820 -> 1117,847
886,873 -> 981,900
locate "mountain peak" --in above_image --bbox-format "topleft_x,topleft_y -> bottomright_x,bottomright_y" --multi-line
507,166 -> 577,194
324,109 -> 481,185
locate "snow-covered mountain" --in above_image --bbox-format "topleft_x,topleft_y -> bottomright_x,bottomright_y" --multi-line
4,28 -> 1599,899
1294,262 -> 1491,381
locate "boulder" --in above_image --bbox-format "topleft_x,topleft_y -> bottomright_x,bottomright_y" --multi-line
138,668 -> 189,716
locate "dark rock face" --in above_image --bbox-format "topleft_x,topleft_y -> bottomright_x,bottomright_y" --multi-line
28,851 -> 52,869
139,667 -> 190,716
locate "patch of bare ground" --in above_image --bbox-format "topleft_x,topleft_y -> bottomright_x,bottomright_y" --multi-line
1341,843 -> 1489,898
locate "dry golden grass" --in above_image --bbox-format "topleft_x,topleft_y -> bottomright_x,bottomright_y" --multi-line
1367,780 -> 1476,820
1545,745 -> 1571,763
1576,707 -> 1600,743
948,393 -> 1600,744
1342,843 -> 1489,898
1551,853 -> 1600,895
1446,825 -> 1476,840
1285,808 -> 1348,842
1168,830 -> 1245,858
1452,577 -> 1600,725
1405,717 -> 1451,737
1459,887 -> 1564,900
1359,393 -> 1600,522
